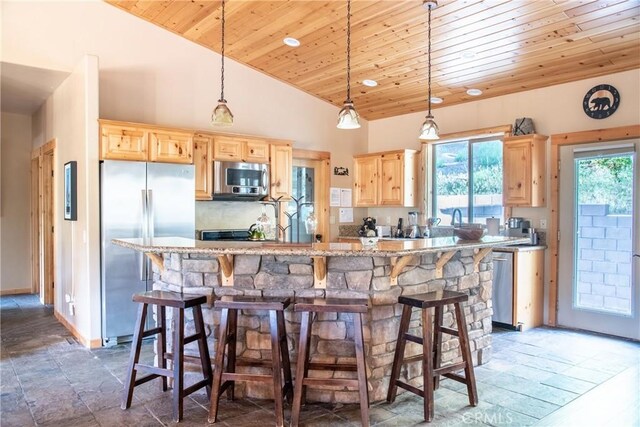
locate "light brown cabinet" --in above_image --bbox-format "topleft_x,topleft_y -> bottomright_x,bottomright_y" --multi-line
149,130 -> 193,164
193,134 -> 214,200
99,120 -> 194,164
269,144 -> 293,199
213,136 -> 270,163
353,149 -> 417,207
494,249 -> 545,331
100,123 -> 148,161
503,134 -> 547,207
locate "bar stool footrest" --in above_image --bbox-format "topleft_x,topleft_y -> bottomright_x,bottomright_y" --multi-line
141,327 -> 163,338
133,373 -> 163,387
404,333 -> 423,345
395,380 -> 424,398
135,364 -> 173,379
222,372 -> 273,383
302,377 -> 359,388
434,362 -> 466,376
439,327 -> 459,337
183,379 -> 210,397
308,362 -> 357,372
442,372 -> 471,384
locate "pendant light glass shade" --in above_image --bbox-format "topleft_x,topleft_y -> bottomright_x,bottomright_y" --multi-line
212,99 -> 233,126
337,101 -> 361,129
337,0 -> 360,130
419,114 -> 439,140
212,0 -> 233,127
418,0 -> 439,141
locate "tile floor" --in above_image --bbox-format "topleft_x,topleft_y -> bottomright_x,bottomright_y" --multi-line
1,294 -> 638,426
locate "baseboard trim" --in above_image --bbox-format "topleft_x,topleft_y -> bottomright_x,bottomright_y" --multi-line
0,288 -> 33,296
54,310 -> 102,349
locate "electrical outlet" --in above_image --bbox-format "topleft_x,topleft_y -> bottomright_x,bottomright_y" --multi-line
539,219 -> 547,229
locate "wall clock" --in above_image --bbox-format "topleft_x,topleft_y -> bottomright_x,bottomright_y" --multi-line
582,84 -> 620,119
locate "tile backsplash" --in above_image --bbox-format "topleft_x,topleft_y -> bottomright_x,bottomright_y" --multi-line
196,201 -> 272,231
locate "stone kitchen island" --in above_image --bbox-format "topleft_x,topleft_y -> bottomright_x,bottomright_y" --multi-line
112,236 -> 528,403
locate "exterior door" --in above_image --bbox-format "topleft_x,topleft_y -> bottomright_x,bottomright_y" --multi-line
558,141 -> 639,339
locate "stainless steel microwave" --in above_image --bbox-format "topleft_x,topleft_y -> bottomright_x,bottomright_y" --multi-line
213,160 -> 269,200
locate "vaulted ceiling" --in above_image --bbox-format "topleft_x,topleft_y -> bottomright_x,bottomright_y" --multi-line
107,0 -> 640,121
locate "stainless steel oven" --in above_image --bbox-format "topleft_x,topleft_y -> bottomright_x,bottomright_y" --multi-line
213,160 -> 269,200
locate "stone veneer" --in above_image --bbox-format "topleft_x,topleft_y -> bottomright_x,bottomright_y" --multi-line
151,250 -> 493,404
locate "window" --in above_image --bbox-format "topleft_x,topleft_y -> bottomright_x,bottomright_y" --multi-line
432,137 -> 503,225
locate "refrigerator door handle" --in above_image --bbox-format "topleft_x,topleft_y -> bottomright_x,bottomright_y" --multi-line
146,189 -> 155,280
140,189 -> 148,281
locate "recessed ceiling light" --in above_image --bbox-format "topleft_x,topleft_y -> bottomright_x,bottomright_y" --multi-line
430,96 -> 443,104
283,37 -> 300,47
460,51 -> 477,60
362,79 -> 378,87
467,88 -> 483,96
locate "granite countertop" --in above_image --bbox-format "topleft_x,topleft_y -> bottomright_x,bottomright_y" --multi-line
492,244 -> 547,252
112,236 -> 531,257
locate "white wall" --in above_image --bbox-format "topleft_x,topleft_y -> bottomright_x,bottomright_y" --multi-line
31,56 -> 101,343
368,68 -> 640,228
0,112 -> 32,293
2,0 -> 369,240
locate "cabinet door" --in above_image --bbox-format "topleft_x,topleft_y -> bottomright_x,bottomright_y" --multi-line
245,140 -> 270,163
379,153 -> 404,205
149,131 -> 193,164
100,124 -> 148,161
503,140 -> 532,205
193,134 -> 213,200
353,156 -> 378,207
270,144 -> 292,199
213,137 -> 243,161
514,250 -> 544,330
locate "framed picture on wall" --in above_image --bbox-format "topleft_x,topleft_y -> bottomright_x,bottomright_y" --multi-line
64,161 -> 77,221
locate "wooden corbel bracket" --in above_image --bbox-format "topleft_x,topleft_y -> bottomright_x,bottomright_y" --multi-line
389,255 -> 416,286
145,252 -> 165,273
435,251 -> 456,279
217,254 -> 234,287
473,248 -> 492,272
312,256 -> 327,289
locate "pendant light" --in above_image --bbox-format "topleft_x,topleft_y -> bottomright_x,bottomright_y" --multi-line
212,0 -> 233,126
419,0 -> 439,140
337,0 -> 361,130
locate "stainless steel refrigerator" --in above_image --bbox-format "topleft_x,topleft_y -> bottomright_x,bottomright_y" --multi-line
100,160 -> 195,345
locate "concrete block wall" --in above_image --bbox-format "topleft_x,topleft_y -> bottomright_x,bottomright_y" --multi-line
576,204 -> 633,314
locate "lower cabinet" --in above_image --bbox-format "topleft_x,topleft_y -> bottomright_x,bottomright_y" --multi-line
493,248 -> 544,331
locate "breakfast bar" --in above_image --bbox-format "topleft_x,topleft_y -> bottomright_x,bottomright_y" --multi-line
112,236 -> 529,404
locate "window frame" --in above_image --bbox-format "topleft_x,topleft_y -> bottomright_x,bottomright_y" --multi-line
430,135 -> 505,224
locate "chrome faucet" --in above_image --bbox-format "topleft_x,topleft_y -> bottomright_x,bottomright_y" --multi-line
451,208 -> 462,227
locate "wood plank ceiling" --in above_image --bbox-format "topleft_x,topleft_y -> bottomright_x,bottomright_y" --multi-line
108,0 -> 640,121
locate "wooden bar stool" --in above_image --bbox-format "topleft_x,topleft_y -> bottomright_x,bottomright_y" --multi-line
122,290 -> 212,422
290,298 -> 370,427
387,290 -> 478,422
208,296 -> 293,427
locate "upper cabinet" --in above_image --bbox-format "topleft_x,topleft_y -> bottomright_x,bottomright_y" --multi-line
99,120 -> 194,164
100,123 -> 148,161
353,149 -> 417,207
149,130 -> 193,164
503,134 -> 547,207
213,136 -> 269,163
193,133 -> 214,200
269,144 -> 293,200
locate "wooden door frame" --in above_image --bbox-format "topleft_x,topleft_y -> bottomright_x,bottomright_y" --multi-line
548,125 -> 640,325
31,139 -> 56,305
292,149 -> 331,242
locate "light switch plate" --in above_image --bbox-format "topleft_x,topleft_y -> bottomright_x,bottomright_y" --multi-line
539,219 -> 547,228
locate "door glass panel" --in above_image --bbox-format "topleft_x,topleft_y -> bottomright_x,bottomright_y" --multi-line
288,166 -> 315,243
574,153 -> 634,315
434,141 -> 469,224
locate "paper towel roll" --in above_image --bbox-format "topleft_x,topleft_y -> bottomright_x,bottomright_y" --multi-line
486,217 -> 500,236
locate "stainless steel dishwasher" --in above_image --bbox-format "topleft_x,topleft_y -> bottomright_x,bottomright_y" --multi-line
492,251 -> 514,325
